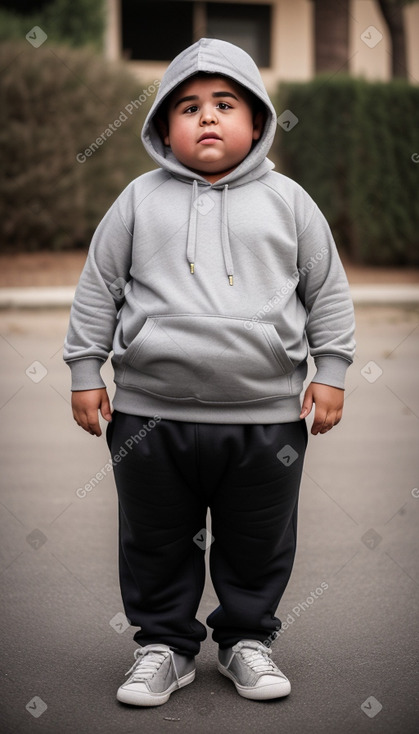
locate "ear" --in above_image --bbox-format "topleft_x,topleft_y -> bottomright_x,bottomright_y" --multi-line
154,116 -> 170,146
252,110 -> 264,141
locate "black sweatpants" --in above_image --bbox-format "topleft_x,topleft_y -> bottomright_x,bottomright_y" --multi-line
106,411 -> 308,657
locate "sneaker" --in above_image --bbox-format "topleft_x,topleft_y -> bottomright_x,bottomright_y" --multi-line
117,644 -> 196,706
218,639 -> 291,701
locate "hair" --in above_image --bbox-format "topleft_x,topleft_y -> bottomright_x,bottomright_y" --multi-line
154,71 -> 266,137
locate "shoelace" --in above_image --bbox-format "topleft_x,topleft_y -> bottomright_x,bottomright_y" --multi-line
236,645 -> 278,674
125,648 -> 169,682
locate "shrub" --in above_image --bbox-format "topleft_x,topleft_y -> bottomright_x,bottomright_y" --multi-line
0,0 -> 105,50
274,77 -> 419,265
0,41 -> 158,252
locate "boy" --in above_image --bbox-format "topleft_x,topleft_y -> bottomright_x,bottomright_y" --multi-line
64,38 -> 355,706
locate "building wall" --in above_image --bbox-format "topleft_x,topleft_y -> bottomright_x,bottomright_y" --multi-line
351,0 -> 419,82
105,0 -> 419,90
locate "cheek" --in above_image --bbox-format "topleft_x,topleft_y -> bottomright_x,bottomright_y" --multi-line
225,114 -> 254,143
169,121 -> 194,152
171,137 -> 193,161
229,127 -> 254,153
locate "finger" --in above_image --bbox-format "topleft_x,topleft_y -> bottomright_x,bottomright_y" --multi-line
318,410 -> 340,434
87,416 -> 102,437
311,407 -> 329,435
319,424 -> 332,434
100,395 -> 112,422
77,409 -> 102,437
325,409 -> 343,431
300,391 -> 314,419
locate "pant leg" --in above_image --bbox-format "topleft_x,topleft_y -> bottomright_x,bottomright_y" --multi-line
106,411 -> 208,657
205,420 -> 308,649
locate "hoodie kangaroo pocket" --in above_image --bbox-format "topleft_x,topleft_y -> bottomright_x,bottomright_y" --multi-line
119,314 -> 296,404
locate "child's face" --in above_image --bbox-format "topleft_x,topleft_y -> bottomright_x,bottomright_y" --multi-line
162,76 -> 263,183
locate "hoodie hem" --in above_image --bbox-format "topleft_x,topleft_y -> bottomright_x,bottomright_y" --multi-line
112,386 -> 303,424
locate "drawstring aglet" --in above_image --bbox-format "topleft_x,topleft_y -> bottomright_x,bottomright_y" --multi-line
228,275 -> 234,286
190,262 -> 195,274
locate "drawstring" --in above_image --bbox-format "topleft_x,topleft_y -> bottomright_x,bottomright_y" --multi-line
221,184 -> 234,286
186,180 -> 198,275
186,180 -> 234,285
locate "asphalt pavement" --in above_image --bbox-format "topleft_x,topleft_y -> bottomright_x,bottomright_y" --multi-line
0,303 -> 418,734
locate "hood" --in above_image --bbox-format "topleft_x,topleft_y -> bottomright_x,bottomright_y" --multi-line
141,38 -> 278,188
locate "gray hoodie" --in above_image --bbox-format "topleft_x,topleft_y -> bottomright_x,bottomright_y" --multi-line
64,38 -> 355,424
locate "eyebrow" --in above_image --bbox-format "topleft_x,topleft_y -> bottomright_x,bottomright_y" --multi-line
173,91 -> 239,108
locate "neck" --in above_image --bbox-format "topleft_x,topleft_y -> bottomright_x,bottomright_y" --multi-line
193,166 -> 237,184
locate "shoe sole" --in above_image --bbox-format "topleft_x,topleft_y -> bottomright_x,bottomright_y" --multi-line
117,669 -> 195,707
218,663 -> 291,701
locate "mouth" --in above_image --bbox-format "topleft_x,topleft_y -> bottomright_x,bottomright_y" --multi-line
198,132 -> 221,143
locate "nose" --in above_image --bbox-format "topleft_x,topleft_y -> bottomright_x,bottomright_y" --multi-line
200,104 -> 217,125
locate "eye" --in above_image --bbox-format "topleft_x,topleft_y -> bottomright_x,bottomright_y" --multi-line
184,105 -> 199,114
216,102 -> 232,110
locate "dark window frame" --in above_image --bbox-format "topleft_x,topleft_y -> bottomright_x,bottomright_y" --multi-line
121,1 -> 272,67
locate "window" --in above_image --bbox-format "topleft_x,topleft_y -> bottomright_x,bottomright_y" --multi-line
206,3 -> 271,67
121,1 -> 272,67
122,1 -> 194,61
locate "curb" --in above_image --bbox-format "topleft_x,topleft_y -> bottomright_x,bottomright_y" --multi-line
0,286 -> 76,309
348,285 -> 419,305
0,284 -> 419,309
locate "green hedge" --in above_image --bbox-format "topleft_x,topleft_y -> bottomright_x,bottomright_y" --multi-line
0,0 -> 105,50
274,77 -> 419,266
0,42 -> 158,252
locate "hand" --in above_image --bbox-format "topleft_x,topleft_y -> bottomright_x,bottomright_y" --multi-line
71,388 -> 112,437
299,383 -> 344,435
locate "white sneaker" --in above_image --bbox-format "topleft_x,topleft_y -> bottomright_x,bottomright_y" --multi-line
218,639 -> 291,700
117,644 -> 196,706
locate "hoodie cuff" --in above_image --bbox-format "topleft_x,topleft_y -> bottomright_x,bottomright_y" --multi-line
312,356 -> 352,390
68,358 -> 107,391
